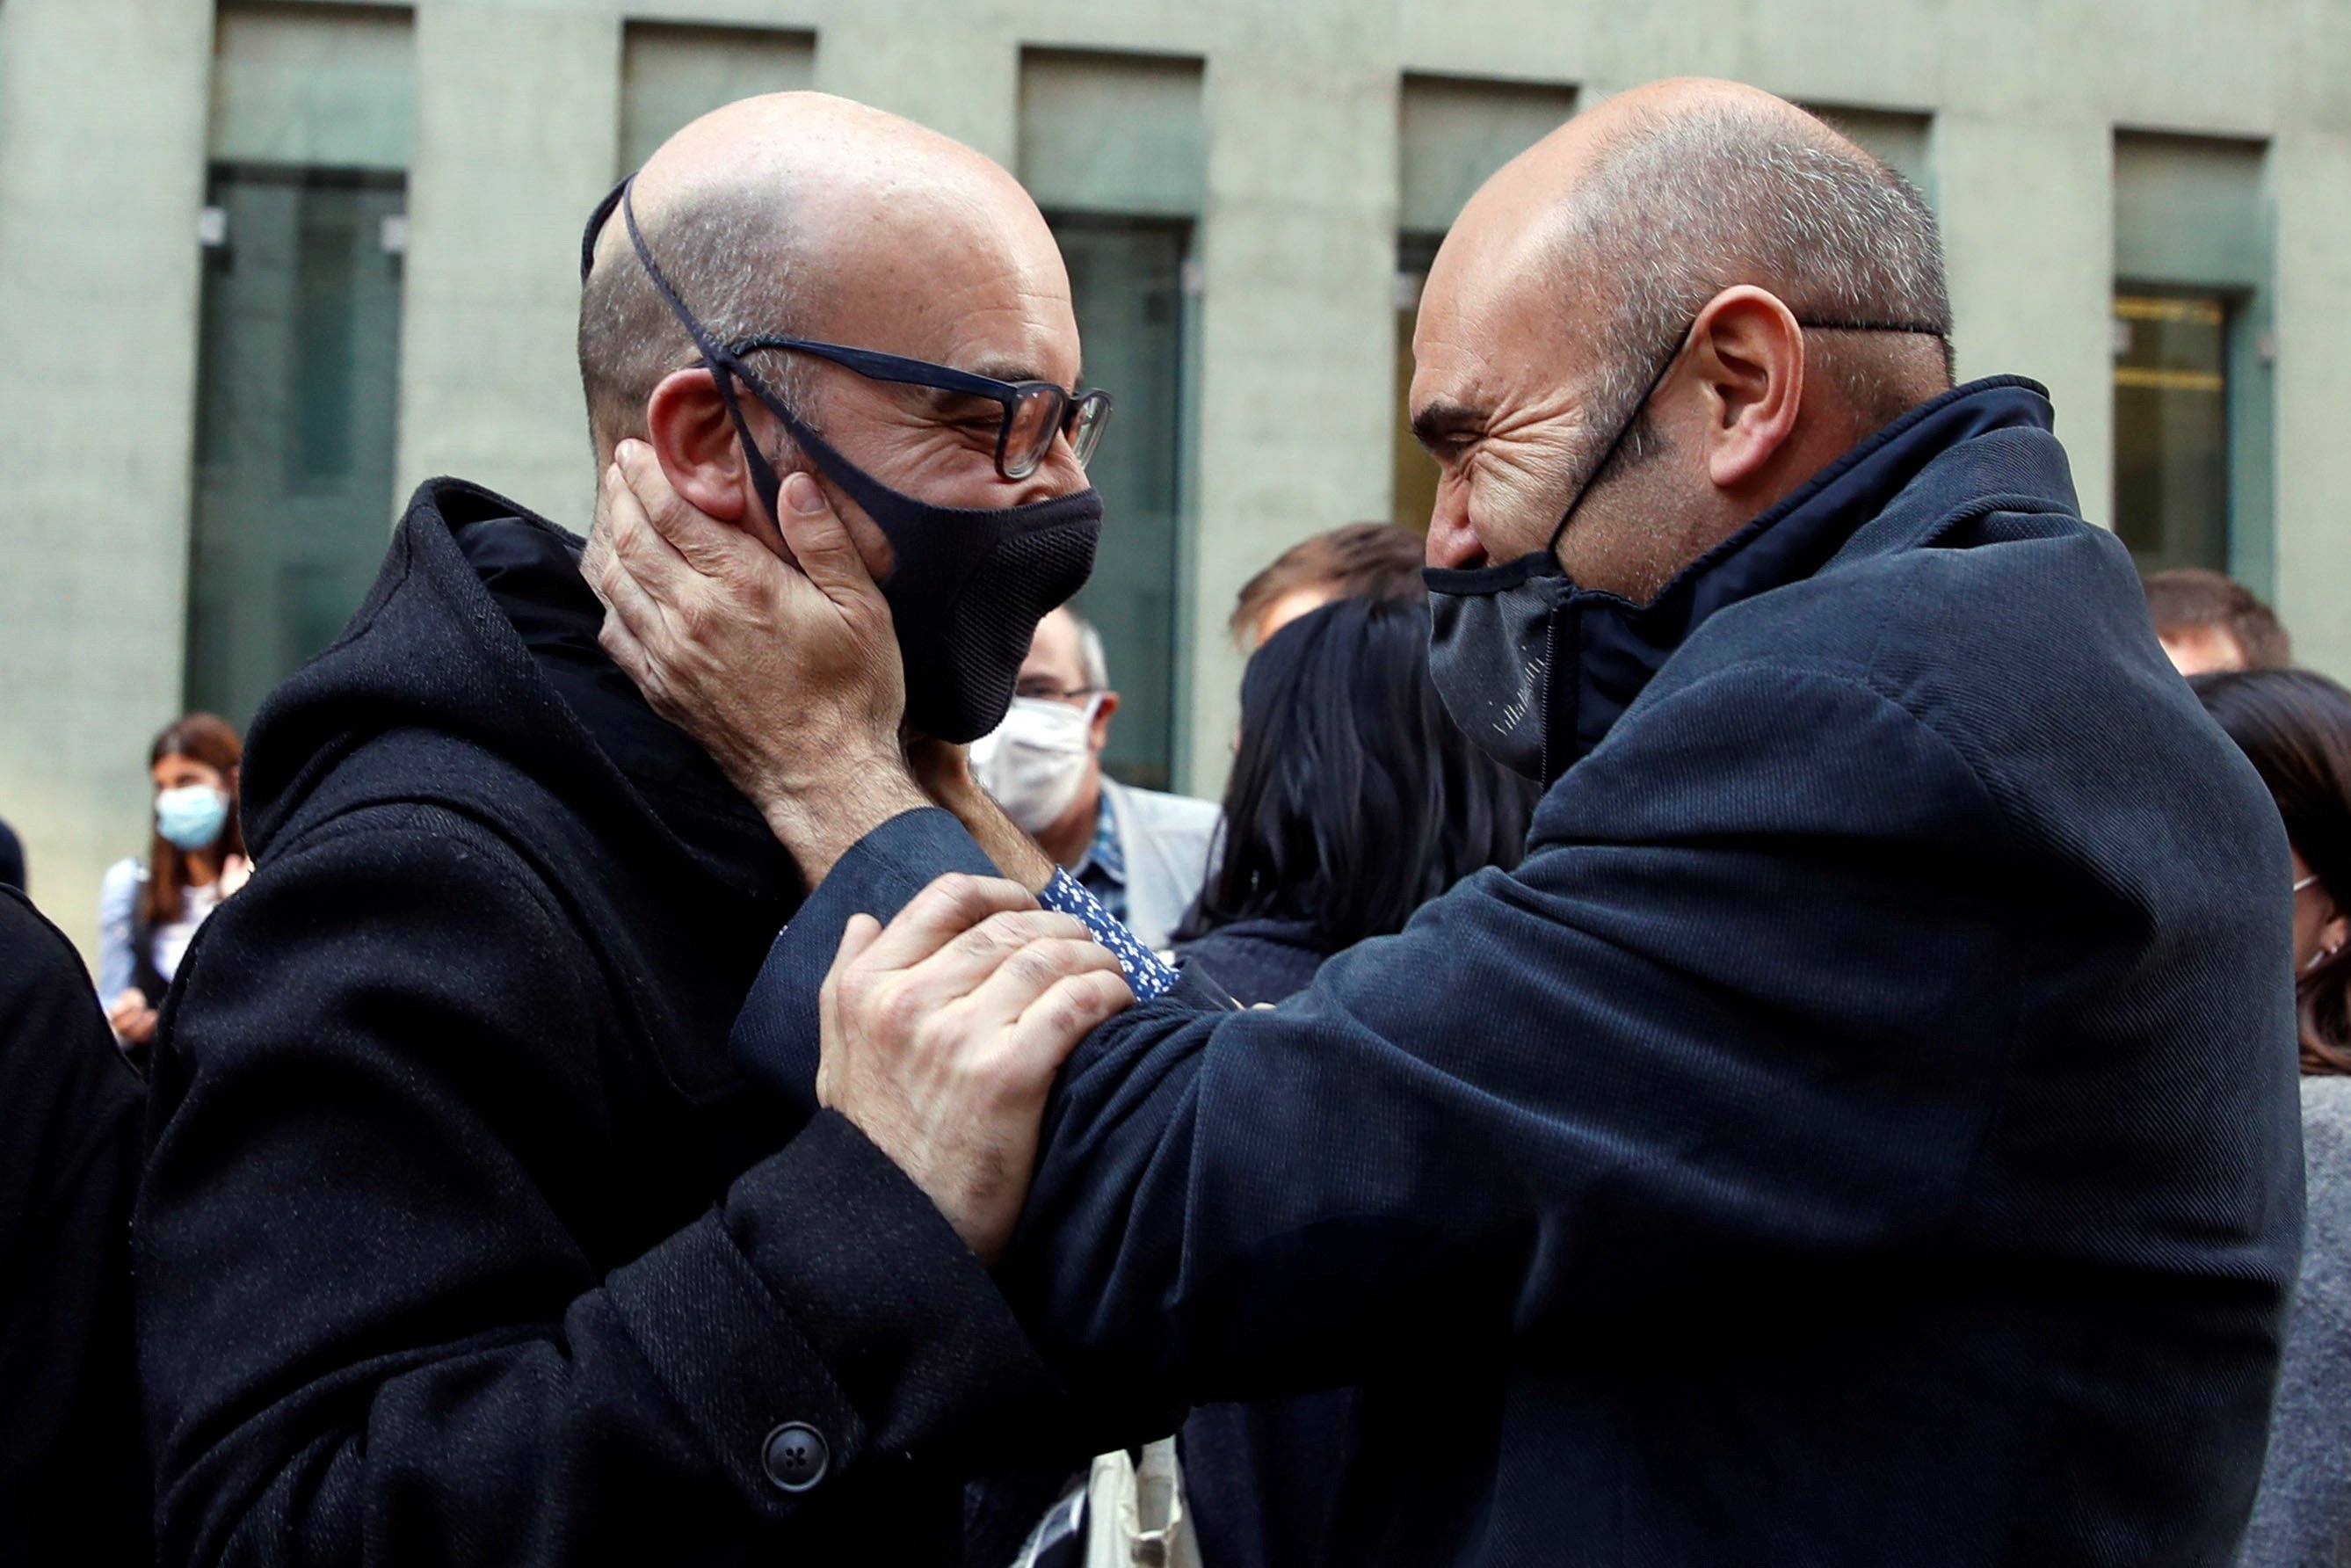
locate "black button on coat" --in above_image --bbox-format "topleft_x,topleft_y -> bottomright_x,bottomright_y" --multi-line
137,483 -> 1066,1565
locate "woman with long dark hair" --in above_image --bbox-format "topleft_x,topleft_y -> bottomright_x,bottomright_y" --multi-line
1170,595 -> 1535,1568
2191,668 -> 2351,1563
96,713 -> 249,1070
1173,594 -> 1537,1003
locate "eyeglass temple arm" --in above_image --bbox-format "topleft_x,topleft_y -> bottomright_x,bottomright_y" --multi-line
729,334 -> 1036,402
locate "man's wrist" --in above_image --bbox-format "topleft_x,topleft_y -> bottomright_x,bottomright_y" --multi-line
957,792 -> 1057,894
906,746 -> 1056,892
757,745 -> 931,887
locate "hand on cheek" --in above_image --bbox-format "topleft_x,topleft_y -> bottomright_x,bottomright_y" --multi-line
590,443 -> 925,882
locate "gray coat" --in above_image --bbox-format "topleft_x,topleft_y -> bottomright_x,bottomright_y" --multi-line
2241,1074 -> 2351,1565
1099,775 -> 1220,952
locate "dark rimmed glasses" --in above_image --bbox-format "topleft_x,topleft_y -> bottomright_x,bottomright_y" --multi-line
729,333 -> 1113,482
1013,678 -> 1101,705
582,173 -> 1112,482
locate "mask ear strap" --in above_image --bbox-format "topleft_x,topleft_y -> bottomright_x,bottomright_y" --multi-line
616,180 -> 787,523
1536,309 -> 1953,554
1546,323 -> 1694,555
580,176 -> 629,285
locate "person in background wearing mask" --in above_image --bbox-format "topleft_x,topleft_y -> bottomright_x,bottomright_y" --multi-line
95,712 -> 249,1071
138,94 -> 1135,1566
2145,566 -> 2292,676
2193,667 -> 2351,1565
595,78 -> 2303,1564
973,606 -> 1218,952
1228,521 -> 1429,650
1172,595 -> 1535,1005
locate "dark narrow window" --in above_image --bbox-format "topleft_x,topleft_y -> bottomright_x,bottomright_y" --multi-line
187,165 -> 405,726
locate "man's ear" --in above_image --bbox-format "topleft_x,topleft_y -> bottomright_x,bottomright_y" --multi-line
1089,689 -> 1120,750
1686,286 -> 1805,493
644,367 -> 758,525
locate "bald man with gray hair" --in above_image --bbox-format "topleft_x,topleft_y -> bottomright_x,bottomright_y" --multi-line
969,606 -> 1220,949
596,77 -> 2300,1567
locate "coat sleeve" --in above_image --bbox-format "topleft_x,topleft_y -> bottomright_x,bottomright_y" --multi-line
138,803 -> 1056,1567
990,662 -> 2035,1411
95,856 -> 139,1004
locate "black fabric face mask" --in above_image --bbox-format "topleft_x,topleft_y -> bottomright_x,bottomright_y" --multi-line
1423,311 -> 1946,784
1422,333 -> 1686,783
594,178 -> 1103,743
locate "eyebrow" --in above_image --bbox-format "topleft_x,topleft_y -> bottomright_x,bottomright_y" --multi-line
1410,398 -> 1490,454
969,359 -> 1085,392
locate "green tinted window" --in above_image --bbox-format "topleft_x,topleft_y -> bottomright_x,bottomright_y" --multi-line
187,166 -> 404,726
2113,290 -> 2231,572
1054,215 -> 1191,792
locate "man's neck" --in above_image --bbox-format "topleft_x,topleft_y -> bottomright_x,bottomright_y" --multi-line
1036,771 -> 1104,870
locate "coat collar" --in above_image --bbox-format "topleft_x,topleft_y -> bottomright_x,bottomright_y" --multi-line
1549,375 -> 2070,772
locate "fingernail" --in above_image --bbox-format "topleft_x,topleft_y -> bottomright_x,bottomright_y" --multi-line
784,471 -> 826,517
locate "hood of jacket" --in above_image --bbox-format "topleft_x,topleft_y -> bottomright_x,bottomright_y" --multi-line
238,476 -> 789,907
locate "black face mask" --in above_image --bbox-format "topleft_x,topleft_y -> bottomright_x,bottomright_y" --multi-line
1423,332 -> 1686,783
593,178 -> 1103,743
1424,311 -> 1945,784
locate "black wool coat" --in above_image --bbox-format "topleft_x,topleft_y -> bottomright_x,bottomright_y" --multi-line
0,888 -> 148,1567
138,482 -> 1064,1566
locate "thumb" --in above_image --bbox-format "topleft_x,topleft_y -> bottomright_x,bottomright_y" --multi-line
834,911 -> 883,970
779,471 -> 880,603
817,912 -> 885,1103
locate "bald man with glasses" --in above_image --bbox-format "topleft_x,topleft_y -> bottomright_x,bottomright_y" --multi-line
136,94 -> 1133,1567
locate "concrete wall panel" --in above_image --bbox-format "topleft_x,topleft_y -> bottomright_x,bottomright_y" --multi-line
1183,34 -> 1397,795
1934,112 -> 2117,527
812,4 -> 1019,168
395,0 -> 620,526
0,0 -> 214,950
2270,130 -> 2351,675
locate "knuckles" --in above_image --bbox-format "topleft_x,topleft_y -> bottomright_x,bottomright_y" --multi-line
924,873 -> 1024,928
867,975 -> 932,1046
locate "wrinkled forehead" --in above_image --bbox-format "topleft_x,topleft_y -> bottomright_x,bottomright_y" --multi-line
1408,113 -> 1627,402
1411,214 -> 1593,412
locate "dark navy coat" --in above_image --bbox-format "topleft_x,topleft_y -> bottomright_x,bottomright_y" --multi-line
737,380 -> 2305,1564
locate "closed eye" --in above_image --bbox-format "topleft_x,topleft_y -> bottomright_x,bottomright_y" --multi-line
1411,398 -> 1489,460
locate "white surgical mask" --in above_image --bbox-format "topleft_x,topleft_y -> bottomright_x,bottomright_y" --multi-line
970,695 -> 1102,833
155,784 -> 231,853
